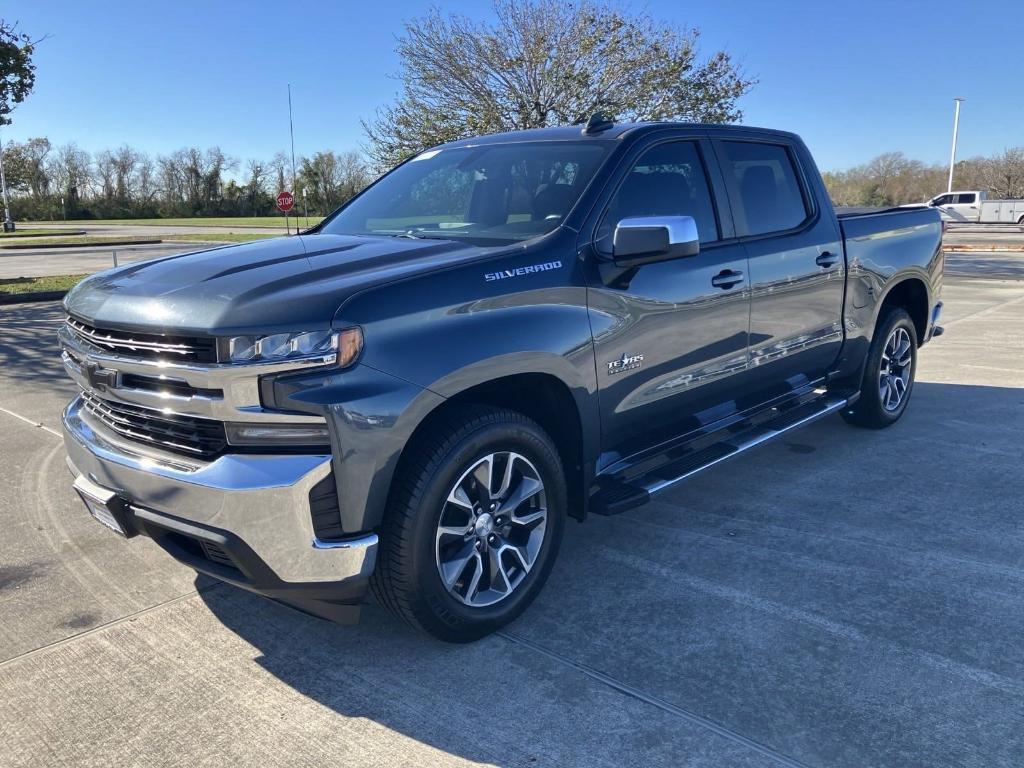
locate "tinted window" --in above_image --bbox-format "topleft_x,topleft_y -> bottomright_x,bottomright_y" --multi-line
322,142 -> 609,246
719,141 -> 809,236
932,194 -> 954,206
956,193 -> 976,204
598,141 -> 718,248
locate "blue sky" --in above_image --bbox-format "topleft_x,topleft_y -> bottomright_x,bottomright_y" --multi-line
6,0 -> 1021,172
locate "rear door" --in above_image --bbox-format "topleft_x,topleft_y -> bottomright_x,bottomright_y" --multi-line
711,134 -> 845,405
583,134 -> 751,464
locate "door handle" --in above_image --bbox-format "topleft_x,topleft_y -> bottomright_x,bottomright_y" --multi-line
816,251 -> 840,268
711,269 -> 744,289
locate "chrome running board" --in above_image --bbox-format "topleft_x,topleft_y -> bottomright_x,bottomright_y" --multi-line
591,394 -> 849,515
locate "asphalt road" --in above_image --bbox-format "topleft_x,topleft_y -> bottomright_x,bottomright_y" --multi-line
1,276 -> 1023,767
21,221 -> 293,236
0,242 -> 215,279
3,225 -> 1024,280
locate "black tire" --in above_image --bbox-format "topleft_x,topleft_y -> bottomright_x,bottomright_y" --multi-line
841,308 -> 918,429
371,405 -> 566,642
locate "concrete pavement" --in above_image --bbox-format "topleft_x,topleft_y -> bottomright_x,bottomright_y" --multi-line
1,276 -> 1023,767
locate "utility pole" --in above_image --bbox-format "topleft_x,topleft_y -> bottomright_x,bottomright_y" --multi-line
0,133 -> 14,232
947,98 -> 964,194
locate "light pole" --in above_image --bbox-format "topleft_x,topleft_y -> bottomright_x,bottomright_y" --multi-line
0,132 -> 14,232
946,97 -> 964,194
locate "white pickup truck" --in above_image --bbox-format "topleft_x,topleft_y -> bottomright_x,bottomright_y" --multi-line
923,191 -> 1024,224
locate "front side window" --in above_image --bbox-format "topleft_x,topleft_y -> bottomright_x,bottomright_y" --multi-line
932,194 -> 954,206
718,141 -> 810,237
597,141 -> 719,250
321,142 -> 609,246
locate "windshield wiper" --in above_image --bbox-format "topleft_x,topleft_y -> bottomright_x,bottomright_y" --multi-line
388,230 -> 453,241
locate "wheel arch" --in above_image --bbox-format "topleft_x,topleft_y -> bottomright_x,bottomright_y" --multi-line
874,275 -> 929,345
395,372 -> 593,523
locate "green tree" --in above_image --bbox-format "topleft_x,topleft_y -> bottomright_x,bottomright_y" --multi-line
363,0 -> 754,169
0,20 -> 37,126
297,150 -> 370,215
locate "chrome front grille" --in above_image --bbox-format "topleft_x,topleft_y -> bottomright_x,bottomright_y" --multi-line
80,390 -> 228,459
66,316 -> 217,363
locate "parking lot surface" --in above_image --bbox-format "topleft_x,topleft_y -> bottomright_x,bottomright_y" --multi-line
1,275 -> 1023,767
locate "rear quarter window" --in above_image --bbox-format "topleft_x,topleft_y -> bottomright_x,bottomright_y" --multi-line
718,141 -> 810,237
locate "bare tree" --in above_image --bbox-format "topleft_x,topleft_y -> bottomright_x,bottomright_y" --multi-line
269,151 -> 291,194
110,145 -> 139,202
985,148 -> 1024,199
48,143 -> 92,206
245,159 -> 268,215
93,149 -> 117,201
363,0 -> 754,169
135,153 -> 157,204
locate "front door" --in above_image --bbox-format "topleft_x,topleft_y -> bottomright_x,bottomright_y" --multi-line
584,137 -> 751,467
948,192 -> 980,222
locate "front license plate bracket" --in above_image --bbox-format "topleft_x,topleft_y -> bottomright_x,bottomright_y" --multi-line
73,475 -> 137,538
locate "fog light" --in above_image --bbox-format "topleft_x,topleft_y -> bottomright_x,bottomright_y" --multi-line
225,422 -> 331,447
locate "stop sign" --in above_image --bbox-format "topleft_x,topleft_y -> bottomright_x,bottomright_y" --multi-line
276,191 -> 295,212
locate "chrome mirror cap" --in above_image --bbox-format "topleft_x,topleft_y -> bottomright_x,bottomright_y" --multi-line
612,215 -> 700,266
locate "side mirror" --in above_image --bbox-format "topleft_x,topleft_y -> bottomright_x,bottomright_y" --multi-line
612,216 -> 700,267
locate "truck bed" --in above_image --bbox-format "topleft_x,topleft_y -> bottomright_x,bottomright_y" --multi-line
835,205 -> 929,218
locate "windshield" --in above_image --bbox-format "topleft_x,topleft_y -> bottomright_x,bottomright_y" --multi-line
320,142 -> 610,246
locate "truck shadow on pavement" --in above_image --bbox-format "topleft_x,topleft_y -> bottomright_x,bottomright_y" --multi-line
196,578 -> 623,767
0,302 -> 77,391
195,381 -> 1024,768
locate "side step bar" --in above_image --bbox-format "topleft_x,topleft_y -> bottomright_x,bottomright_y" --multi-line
591,395 -> 849,516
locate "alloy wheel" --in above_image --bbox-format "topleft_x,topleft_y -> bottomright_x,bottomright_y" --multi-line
879,326 -> 913,412
434,452 -> 548,607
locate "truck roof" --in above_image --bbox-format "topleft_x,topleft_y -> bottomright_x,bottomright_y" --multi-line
440,121 -> 801,148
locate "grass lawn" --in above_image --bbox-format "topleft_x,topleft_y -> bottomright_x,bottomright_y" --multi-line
0,274 -> 86,295
59,216 -> 324,228
0,235 -> 163,248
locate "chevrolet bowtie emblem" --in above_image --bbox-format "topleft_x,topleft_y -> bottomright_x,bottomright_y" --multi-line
83,361 -> 118,391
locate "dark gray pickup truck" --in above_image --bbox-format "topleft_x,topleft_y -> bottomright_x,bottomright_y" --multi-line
60,119 -> 943,641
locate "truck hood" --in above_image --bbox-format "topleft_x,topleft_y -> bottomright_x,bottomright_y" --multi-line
63,233 -> 489,335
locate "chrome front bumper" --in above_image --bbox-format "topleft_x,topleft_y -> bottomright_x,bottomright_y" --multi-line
62,395 -> 377,589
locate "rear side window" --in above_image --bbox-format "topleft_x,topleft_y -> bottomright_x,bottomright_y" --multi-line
598,141 -> 719,248
718,141 -> 810,237
956,193 -> 976,204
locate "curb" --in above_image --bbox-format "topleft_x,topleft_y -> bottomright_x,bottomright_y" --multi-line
0,239 -> 163,251
0,230 -> 88,239
0,290 -> 67,305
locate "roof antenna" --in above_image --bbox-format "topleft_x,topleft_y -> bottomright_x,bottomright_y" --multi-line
582,112 -> 614,135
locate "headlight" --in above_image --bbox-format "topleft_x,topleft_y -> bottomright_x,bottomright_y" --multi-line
226,328 -> 362,367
